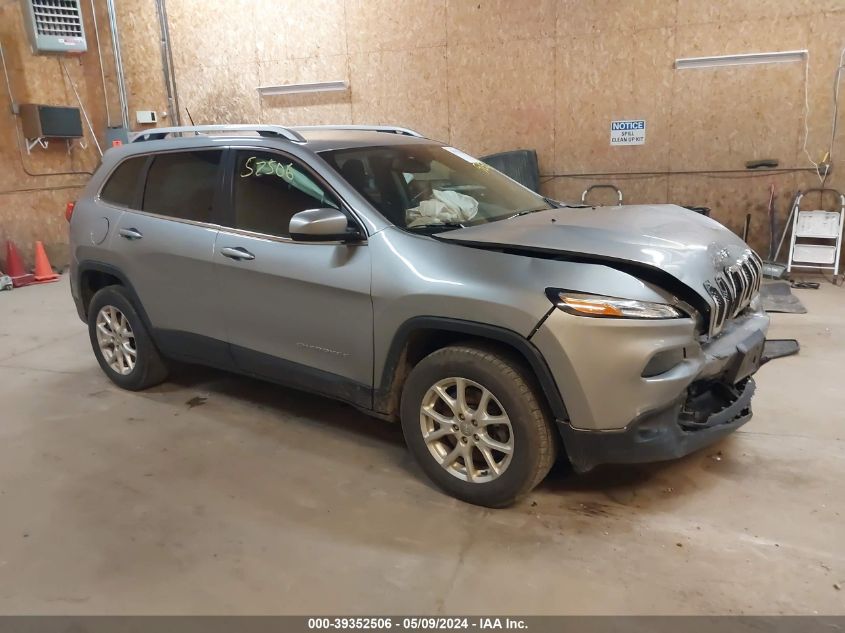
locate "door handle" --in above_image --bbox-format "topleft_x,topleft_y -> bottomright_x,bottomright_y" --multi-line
220,246 -> 256,261
118,227 -> 143,240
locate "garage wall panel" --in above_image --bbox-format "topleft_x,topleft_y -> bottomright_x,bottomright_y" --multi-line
254,0 -> 289,63
448,0 -> 557,42
557,0 -> 677,36
804,12 -> 845,170
114,0 -> 168,120
555,28 -> 675,174
676,0 -> 845,27
448,40 -> 556,171
345,0 -> 447,54
669,15 -> 810,173
349,48 -> 449,140
117,0 -> 161,82
669,63 -> 806,171
282,0 -> 348,60
168,0 -> 257,69
177,62 -> 261,125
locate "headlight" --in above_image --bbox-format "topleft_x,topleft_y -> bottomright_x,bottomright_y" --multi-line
547,290 -> 687,319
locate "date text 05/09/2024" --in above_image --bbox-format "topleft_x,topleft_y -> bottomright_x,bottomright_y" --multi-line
307,617 -> 528,630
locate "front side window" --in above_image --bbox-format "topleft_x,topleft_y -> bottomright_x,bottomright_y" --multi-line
320,144 -> 552,230
232,150 -> 339,237
100,156 -> 146,207
142,150 -> 222,222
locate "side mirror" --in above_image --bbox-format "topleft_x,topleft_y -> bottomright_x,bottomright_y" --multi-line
289,208 -> 362,243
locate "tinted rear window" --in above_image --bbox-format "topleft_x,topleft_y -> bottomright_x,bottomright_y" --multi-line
100,156 -> 146,207
142,150 -> 222,222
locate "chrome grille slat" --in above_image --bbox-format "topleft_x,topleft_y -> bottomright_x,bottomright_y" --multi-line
751,252 -> 763,293
745,257 -> 757,300
726,270 -> 740,317
744,258 -> 759,298
738,263 -> 752,307
705,284 -> 723,331
715,286 -> 727,329
715,278 -> 731,329
705,249 -> 762,335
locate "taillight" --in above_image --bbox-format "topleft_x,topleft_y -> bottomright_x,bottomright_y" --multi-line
65,201 -> 75,222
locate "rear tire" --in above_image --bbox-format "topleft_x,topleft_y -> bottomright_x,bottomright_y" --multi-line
87,285 -> 168,390
400,343 -> 557,507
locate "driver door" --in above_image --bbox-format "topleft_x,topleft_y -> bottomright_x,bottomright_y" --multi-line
213,148 -> 374,408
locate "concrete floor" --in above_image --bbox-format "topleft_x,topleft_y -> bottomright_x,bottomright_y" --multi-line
0,276 -> 842,615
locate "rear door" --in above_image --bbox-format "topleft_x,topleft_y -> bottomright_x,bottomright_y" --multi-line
213,147 -> 373,407
110,148 -> 229,365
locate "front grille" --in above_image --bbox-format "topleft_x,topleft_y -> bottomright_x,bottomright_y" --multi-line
32,0 -> 83,38
705,250 -> 763,334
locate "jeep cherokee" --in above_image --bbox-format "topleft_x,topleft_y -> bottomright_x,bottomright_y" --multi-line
68,124 -> 769,507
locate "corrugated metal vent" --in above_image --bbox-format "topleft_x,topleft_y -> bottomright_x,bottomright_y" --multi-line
22,0 -> 87,54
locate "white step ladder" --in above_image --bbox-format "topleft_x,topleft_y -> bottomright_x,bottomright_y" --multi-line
786,188 -> 844,280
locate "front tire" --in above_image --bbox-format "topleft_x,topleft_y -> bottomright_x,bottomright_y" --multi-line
87,285 -> 168,390
400,344 -> 557,507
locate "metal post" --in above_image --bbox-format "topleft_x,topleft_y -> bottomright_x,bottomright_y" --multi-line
154,0 -> 181,126
105,0 -> 129,130
89,0 -> 111,127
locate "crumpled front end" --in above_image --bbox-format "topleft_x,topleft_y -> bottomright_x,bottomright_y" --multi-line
531,293 -> 769,471
558,377 -> 757,472
433,202 -> 771,470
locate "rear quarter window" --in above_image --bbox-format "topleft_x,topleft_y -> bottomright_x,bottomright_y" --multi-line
142,150 -> 222,222
100,156 -> 146,207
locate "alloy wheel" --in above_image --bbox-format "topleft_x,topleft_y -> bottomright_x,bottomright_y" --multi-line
419,377 -> 514,483
95,305 -> 137,375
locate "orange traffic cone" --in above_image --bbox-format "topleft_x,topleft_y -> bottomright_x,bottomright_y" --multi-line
4,240 -> 35,288
32,241 -> 59,283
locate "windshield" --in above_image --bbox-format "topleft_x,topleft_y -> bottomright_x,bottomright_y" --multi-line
320,144 -> 552,230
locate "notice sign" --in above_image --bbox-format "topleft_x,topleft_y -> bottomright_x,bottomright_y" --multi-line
610,119 -> 646,146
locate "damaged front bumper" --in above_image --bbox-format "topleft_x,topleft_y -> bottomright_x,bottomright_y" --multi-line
531,301 -> 769,471
559,376 -> 755,472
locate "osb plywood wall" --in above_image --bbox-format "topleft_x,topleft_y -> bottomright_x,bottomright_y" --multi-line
2,0 -> 844,267
113,0 -> 845,257
0,0 -> 120,267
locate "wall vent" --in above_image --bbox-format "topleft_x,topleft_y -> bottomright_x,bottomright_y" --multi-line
22,0 -> 88,54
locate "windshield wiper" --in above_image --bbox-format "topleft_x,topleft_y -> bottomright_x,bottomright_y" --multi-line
406,222 -> 465,231
508,206 -> 552,219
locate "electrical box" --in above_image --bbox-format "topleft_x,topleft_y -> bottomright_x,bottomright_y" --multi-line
21,0 -> 87,54
20,104 -> 83,139
136,110 -> 158,124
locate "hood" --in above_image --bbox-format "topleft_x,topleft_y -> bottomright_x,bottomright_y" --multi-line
436,204 -> 754,292
436,204 -> 765,335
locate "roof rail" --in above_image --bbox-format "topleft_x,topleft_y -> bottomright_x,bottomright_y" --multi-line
292,125 -> 424,138
130,124 -> 306,143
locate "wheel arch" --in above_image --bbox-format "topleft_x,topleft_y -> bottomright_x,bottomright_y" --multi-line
76,261 -> 153,332
375,317 -> 568,422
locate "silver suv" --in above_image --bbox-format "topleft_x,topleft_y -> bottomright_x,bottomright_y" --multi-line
69,124 -> 769,507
